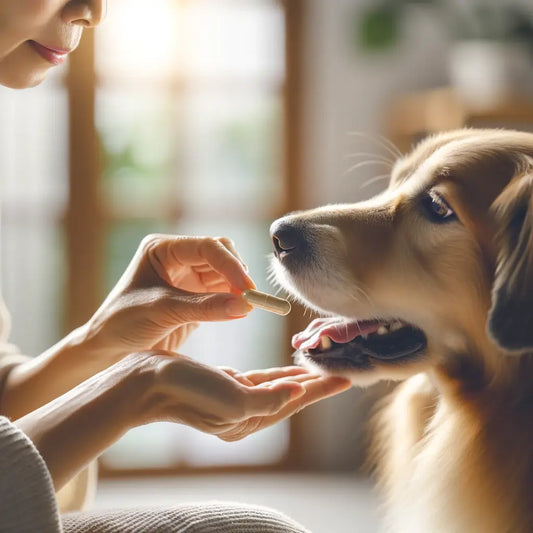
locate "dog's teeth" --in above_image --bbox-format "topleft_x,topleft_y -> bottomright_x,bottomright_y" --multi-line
320,335 -> 332,350
377,325 -> 388,335
361,334 -> 368,340
390,321 -> 403,331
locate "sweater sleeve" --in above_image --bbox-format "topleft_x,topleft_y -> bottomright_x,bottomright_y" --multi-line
0,416 -> 62,532
0,297 -> 97,514
0,297 -> 31,395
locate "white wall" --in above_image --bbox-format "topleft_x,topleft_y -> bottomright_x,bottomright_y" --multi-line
301,0 -> 450,207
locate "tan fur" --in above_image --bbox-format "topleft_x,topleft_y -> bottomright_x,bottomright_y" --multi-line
272,129 -> 533,532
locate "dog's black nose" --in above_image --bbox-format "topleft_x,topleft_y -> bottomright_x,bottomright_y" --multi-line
270,219 -> 305,258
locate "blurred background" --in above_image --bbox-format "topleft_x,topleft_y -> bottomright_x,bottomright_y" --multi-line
1,0 -> 533,531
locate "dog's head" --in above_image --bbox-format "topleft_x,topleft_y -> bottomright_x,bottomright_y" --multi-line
271,129 -> 533,387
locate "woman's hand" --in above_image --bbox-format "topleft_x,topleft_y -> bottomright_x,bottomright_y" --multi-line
85,235 -> 256,361
2,235 -> 258,420
135,353 -> 352,441
16,352 -> 351,490
212,366 -> 352,442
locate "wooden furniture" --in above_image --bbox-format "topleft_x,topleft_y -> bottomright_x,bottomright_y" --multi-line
386,87 -> 533,153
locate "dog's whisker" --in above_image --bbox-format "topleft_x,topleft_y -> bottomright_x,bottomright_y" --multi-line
347,131 -> 403,160
344,151 -> 395,165
348,130 -> 403,159
344,160 -> 392,176
350,284 -> 373,307
360,174 -> 391,190
376,133 -> 403,159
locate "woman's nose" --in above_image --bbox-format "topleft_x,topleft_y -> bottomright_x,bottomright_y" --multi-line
62,0 -> 105,28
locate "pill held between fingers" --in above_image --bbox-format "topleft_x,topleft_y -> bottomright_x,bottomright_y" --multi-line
242,289 -> 291,316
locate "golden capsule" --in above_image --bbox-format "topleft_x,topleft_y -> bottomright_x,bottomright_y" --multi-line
242,289 -> 291,316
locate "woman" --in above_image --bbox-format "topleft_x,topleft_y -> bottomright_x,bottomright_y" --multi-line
0,2 -> 351,532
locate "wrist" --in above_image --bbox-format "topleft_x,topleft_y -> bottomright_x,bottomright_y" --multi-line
75,319 -> 123,363
113,353 -> 158,429
15,355 -> 152,489
2,324 -> 112,419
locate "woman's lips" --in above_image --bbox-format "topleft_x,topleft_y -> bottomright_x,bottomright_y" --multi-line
29,41 -> 71,65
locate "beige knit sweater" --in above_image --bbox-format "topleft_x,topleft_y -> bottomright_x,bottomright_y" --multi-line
0,297 -> 95,532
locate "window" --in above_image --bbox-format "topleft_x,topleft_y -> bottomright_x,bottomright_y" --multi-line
0,0 -> 292,474
97,0 -> 288,471
0,68 -> 69,357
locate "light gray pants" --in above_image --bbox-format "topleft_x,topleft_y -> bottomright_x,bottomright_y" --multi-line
62,501 -> 312,533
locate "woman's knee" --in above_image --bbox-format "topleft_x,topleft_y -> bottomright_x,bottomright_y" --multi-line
62,501 -> 312,533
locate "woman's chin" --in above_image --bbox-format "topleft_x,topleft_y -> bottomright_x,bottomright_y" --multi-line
0,72 -> 47,89
0,61 -> 50,89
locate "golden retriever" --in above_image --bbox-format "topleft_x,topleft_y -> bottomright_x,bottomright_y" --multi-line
270,129 -> 533,533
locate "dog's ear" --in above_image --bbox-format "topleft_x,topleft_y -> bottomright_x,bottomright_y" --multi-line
489,173 -> 533,352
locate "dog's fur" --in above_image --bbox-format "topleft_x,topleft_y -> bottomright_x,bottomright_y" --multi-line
271,129 -> 533,532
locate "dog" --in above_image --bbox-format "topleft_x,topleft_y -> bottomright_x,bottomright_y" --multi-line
270,129 -> 533,532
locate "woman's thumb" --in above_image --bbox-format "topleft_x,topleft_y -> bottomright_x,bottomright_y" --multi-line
170,292 -> 253,322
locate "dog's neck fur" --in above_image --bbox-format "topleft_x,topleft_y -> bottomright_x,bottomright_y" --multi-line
374,351 -> 533,533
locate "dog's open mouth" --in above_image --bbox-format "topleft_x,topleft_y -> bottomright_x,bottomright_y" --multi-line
292,317 -> 427,369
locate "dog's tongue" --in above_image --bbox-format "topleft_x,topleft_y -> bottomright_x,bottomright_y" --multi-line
292,317 -> 381,351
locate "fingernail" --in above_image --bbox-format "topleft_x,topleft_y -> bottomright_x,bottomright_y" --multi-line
225,296 -> 252,317
235,276 -> 255,292
243,275 -> 256,290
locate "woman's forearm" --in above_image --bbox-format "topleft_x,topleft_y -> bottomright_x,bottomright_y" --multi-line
2,325 -> 119,420
14,356 -> 147,491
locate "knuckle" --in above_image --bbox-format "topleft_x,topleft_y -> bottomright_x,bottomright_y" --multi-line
201,236 -> 220,250
201,237 -> 232,260
196,294 -> 222,318
164,292 -> 213,322
156,286 -> 179,308
139,233 -> 164,254
219,366 -> 239,375
218,433 -> 237,442
218,236 -> 235,248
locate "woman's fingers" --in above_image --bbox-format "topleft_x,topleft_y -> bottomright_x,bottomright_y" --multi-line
196,269 -> 232,290
299,375 -> 352,403
199,279 -> 233,294
249,376 -> 351,429
219,367 -> 255,386
220,366 -> 318,393
140,235 -> 255,292
279,375 -> 352,417
165,290 -> 253,321
218,237 -> 250,275
242,366 -> 312,385
242,381 -> 306,417
218,376 -> 351,441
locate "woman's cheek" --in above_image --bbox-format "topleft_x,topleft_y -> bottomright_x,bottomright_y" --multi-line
20,0 -> 58,17
9,0 -> 60,27
0,0 -> 58,50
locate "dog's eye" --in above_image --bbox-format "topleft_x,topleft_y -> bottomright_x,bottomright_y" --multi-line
423,191 -> 456,222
